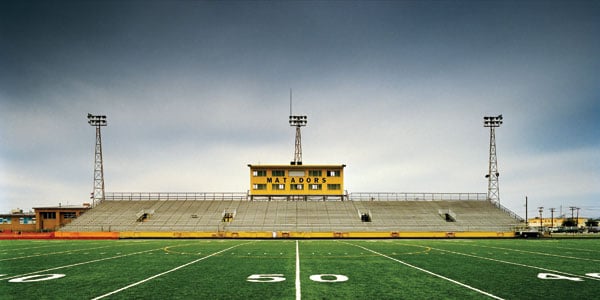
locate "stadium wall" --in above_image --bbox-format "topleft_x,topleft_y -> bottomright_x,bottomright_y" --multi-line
118,231 -> 515,239
0,231 -> 118,240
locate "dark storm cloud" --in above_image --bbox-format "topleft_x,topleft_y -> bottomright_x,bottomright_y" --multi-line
1,0 -> 599,217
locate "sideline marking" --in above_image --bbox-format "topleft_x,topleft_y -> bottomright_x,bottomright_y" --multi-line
91,242 -> 249,300
296,240 -> 301,300
345,242 -> 505,300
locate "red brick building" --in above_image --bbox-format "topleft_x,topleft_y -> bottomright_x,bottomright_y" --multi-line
33,205 -> 90,231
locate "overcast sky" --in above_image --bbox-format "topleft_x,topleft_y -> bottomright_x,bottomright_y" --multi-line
1,0 -> 599,219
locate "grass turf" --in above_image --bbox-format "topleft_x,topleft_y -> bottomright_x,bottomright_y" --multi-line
1,238 -> 599,299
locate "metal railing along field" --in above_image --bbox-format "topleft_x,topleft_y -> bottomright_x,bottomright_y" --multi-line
104,192 -> 487,201
348,192 -> 487,201
104,192 -> 248,201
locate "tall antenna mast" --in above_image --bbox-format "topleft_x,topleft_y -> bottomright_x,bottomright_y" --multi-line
483,114 -> 502,204
289,90 -> 307,165
88,113 -> 107,207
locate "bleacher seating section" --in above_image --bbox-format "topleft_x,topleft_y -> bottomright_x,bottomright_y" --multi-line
61,200 -> 521,233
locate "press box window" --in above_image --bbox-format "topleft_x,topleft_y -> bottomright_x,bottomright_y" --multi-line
327,184 -> 341,190
62,212 -> 77,219
40,212 -> 56,219
253,170 -> 266,177
253,184 -> 267,190
327,170 -> 341,177
272,170 -> 285,176
272,184 -> 285,190
289,170 -> 305,177
291,184 -> 304,190
20,217 -> 35,224
308,170 -> 322,177
310,184 -> 322,190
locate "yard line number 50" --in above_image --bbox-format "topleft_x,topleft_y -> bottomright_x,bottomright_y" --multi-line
247,274 -> 349,283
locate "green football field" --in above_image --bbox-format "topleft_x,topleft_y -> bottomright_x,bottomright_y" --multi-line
1,238 -> 599,299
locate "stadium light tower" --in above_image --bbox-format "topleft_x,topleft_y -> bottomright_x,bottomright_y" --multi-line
484,114 -> 503,204
289,90 -> 307,165
88,113 -> 107,207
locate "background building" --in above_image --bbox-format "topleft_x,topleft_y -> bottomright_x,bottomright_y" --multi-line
0,210 -> 36,232
33,205 -> 90,231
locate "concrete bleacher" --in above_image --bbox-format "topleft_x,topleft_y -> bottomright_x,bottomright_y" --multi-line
61,199 -> 521,233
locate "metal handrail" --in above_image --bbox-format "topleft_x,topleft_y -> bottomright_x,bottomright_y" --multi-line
492,201 -> 525,222
103,192 -> 490,202
104,192 -> 248,201
348,192 -> 487,201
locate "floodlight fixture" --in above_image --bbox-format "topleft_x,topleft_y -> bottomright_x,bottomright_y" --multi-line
289,115 -> 307,127
483,114 -> 503,127
88,113 -> 107,127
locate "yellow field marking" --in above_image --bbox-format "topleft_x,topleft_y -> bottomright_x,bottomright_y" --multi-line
333,240 -> 432,256
92,242 -> 251,300
343,241 -> 505,300
162,241 -> 258,256
393,243 -> 432,255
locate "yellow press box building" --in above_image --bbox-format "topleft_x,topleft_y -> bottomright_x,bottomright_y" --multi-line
247,164 -> 346,200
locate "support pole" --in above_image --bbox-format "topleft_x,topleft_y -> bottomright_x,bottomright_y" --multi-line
88,114 -> 107,207
484,115 -> 502,204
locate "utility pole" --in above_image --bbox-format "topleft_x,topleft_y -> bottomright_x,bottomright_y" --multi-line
525,196 -> 528,227
538,206 -> 544,232
550,208 -> 555,231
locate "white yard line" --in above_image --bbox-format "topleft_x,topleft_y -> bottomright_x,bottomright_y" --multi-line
345,242 -> 505,300
425,245 -> 600,281
477,244 -> 600,262
91,242 -> 249,300
295,240 -> 301,300
1,242 -> 86,252
0,245 -> 118,262
553,245 -> 600,254
0,240 -> 157,262
0,248 -> 161,281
